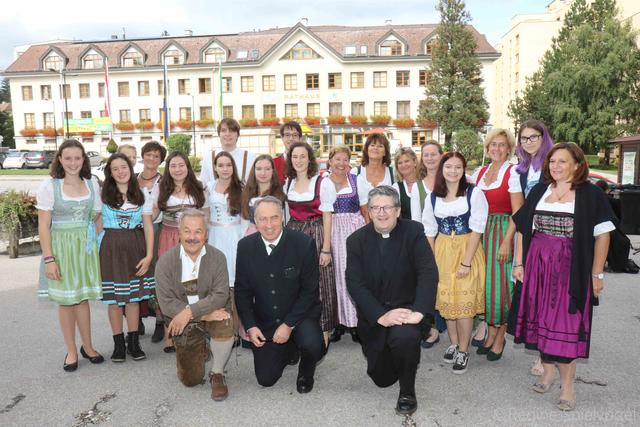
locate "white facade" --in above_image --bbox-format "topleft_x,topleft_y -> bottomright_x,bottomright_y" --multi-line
6,25 -> 498,157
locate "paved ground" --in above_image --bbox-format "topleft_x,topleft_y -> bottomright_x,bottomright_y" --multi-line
1,239 -> 639,427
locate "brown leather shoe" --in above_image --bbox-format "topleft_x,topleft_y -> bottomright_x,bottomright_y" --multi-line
209,373 -> 228,401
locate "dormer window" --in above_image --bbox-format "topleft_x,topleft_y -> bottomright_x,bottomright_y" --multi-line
83,53 -> 103,69
380,39 -> 403,56
425,38 -> 437,55
43,53 -> 63,71
164,48 -> 184,65
204,47 -> 226,63
122,49 -> 143,67
281,41 -> 321,60
344,45 -> 357,56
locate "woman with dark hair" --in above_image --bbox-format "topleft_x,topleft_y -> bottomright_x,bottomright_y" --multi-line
285,142 -> 338,347
36,139 -> 104,371
353,133 -> 394,196
513,143 -> 614,411
421,152 -> 488,374
100,153 -> 154,362
324,145 -> 368,343
137,141 -> 167,342
472,128 -> 524,361
241,154 -> 286,235
507,119 -> 554,376
153,151 -> 209,351
392,147 -> 419,220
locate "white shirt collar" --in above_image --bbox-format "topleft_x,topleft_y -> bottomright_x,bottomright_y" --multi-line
261,231 -> 284,255
179,244 -> 207,281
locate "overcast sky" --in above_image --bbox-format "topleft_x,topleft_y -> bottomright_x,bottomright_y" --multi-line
0,0 -> 547,70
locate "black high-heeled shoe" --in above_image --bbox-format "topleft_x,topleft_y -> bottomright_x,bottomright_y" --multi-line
80,346 -> 105,364
487,341 -> 506,361
63,354 -> 78,372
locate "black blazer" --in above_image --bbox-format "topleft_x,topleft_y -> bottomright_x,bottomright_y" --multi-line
346,219 -> 438,351
234,228 -> 321,337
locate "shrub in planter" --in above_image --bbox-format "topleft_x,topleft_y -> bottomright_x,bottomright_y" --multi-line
0,190 -> 38,258
136,121 -> 155,130
176,119 -> 193,130
259,117 -> 281,127
348,115 -> 368,126
239,118 -> 258,127
195,118 -> 215,128
393,118 -> 415,128
304,116 -> 320,126
115,121 -> 135,132
188,155 -> 202,172
327,115 -> 346,125
166,133 -> 192,155
20,128 -> 38,137
106,139 -> 118,154
370,115 -> 391,126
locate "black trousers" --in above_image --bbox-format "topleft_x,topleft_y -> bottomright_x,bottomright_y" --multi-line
251,317 -> 324,387
365,324 -> 421,396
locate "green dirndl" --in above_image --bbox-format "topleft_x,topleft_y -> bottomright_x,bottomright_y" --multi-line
42,178 -> 102,305
483,213 -> 513,325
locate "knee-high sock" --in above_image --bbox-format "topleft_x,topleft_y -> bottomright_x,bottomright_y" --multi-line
210,338 -> 234,374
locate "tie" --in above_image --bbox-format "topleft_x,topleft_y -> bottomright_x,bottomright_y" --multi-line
268,243 -> 276,254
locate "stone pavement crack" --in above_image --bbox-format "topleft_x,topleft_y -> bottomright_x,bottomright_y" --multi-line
575,376 -> 607,386
0,393 -> 25,414
72,393 -> 117,427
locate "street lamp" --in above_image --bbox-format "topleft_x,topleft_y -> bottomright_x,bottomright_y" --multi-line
48,68 -> 70,138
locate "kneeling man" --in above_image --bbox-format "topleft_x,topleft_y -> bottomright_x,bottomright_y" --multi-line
235,196 -> 324,393
156,208 -> 235,401
346,186 -> 437,415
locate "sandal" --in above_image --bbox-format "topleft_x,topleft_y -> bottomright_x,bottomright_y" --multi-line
557,399 -> 576,411
471,325 -> 488,348
530,357 -> 544,376
532,381 -> 554,394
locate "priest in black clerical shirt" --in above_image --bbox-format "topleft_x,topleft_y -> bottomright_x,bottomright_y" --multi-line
346,185 -> 438,416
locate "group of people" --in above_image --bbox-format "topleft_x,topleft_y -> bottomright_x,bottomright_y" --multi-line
36,117 -> 615,416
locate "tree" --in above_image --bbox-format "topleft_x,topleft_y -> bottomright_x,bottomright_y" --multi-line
166,133 -> 192,155
0,79 -> 15,149
106,139 -> 118,154
508,0 -> 640,157
452,128 -> 483,166
419,0 -> 489,150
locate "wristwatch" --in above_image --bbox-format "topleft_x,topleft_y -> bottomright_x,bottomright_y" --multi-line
592,272 -> 604,280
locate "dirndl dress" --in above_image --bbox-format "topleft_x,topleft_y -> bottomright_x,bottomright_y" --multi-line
100,199 -> 155,306
36,178 -> 102,305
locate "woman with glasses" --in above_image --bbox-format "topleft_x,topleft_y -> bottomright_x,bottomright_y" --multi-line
507,119 -> 554,376
285,142 -> 338,349
421,152 -> 488,374
392,147 -> 419,220
472,129 -> 524,361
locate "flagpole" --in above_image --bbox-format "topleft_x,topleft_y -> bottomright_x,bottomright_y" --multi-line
163,62 -> 169,143
103,57 -> 113,139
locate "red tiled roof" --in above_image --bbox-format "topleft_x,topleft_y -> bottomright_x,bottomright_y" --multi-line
4,23 -> 497,73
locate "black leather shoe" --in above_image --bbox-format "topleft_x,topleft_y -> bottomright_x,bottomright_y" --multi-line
80,346 -> 104,364
63,354 -> 78,372
329,326 -> 344,343
288,349 -> 300,366
349,328 -> 360,343
151,322 -> 164,343
395,394 -> 417,415
476,345 -> 491,355
296,375 -> 314,394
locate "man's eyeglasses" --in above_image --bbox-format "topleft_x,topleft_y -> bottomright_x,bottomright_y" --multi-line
520,134 -> 542,145
369,205 -> 398,214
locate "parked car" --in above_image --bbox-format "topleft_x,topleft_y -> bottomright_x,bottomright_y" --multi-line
0,152 -> 6,169
588,172 -> 616,185
24,150 -> 56,169
2,151 -> 30,169
87,151 -> 104,167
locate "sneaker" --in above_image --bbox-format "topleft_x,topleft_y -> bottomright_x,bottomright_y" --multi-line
443,344 -> 458,364
452,351 -> 469,374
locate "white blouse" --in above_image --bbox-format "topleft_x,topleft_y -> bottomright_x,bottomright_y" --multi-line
118,191 -> 154,215
151,181 -> 210,210
351,165 -> 393,197
285,175 -> 334,212
534,187 -> 615,236
322,174 -> 369,211
409,181 -> 433,222
471,162 -> 522,193
421,187 -> 489,237
36,177 -> 102,212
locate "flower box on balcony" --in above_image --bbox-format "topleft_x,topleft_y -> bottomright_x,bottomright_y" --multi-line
79,131 -> 95,138
176,119 -> 193,130
327,115 -> 346,125
20,128 -> 38,137
156,121 -> 177,130
135,121 -> 155,130
304,116 -> 320,126
195,119 -> 215,128
239,118 -> 258,127
115,121 -> 135,132
370,115 -> 391,126
348,115 -> 368,126
393,118 -> 415,129
40,128 -> 57,137
418,119 -> 438,129
259,117 -> 281,127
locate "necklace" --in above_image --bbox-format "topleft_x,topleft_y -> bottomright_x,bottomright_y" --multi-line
139,172 -> 159,181
552,185 -> 572,201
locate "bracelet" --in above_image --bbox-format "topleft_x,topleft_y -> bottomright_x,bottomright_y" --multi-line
513,264 -> 523,268
321,250 -> 332,255
44,255 -> 55,264
460,263 -> 471,268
